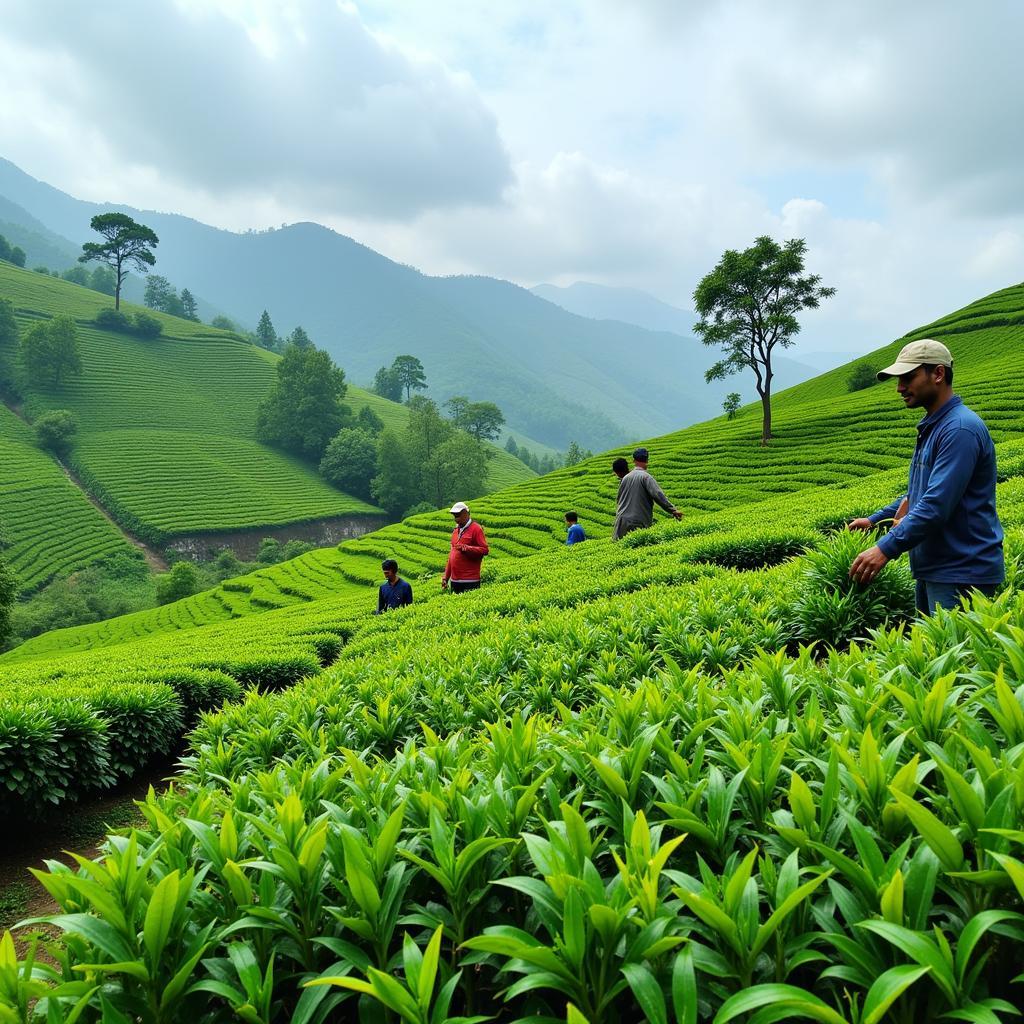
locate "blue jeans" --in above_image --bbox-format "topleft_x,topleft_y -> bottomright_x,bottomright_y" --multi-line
915,580 -> 997,616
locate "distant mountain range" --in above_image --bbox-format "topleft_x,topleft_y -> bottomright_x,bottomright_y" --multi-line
530,281 -> 699,335
0,157 -> 822,449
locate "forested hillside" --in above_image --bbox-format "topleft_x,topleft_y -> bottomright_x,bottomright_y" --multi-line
0,158 -> 825,449
0,262 -> 533,591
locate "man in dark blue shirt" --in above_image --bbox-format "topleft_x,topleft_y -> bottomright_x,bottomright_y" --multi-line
565,511 -> 586,545
377,559 -> 413,613
848,339 -> 1003,614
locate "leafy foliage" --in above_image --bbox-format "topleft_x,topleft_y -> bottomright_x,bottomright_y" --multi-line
694,236 -> 835,444
255,344 -> 349,460
79,212 -> 159,310
33,408 -> 78,457
847,361 -> 879,392
18,315 -> 82,388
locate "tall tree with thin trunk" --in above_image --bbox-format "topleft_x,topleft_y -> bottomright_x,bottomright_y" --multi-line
693,236 -> 834,445
79,213 -> 159,310
392,354 -> 427,403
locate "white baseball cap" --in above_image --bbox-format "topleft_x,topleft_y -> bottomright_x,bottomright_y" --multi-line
449,501 -> 469,514
876,339 -> 953,381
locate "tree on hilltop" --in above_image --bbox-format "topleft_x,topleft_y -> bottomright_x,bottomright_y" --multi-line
79,213 -> 159,310
287,326 -> 313,350
179,289 -> 199,321
392,354 -> 427,403
255,310 -> 279,351
694,236 -> 834,445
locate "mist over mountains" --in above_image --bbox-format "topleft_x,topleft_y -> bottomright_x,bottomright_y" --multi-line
0,158 -> 822,450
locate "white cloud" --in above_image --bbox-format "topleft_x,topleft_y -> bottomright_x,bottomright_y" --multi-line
0,0 -> 511,219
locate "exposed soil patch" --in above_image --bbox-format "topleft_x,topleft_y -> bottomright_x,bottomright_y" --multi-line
57,460 -> 169,571
0,759 -> 180,956
167,513 -> 389,560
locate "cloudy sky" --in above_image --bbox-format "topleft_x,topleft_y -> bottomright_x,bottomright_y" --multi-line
1,0 -> 1022,353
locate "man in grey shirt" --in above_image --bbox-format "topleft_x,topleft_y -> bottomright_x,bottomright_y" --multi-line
613,447 -> 682,540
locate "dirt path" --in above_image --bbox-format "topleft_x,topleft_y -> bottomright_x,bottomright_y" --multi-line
56,461 -> 169,571
1,398 -> 169,572
0,760 -> 177,955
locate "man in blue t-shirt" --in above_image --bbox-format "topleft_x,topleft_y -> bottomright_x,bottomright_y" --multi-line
565,511 -> 586,545
848,339 -> 1003,615
377,559 -> 413,613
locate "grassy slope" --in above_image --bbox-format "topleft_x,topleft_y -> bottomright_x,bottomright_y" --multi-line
0,263 -> 533,579
0,404 -> 136,589
5,280 -> 1023,661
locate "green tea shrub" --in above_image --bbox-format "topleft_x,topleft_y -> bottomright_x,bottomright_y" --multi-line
139,668 -> 242,726
791,528 -> 915,648
94,307 -> 132,332
131,311 -> 163,338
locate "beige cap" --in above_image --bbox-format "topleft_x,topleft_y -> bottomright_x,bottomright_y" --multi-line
449,501 -> 469,514
876,339 -> 953,380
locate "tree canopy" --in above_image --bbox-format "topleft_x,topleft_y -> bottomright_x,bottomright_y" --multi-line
694,235 -> 834,445
392,354 -> 427,402
79,213 -> 159,310
19,316 -> 82,388
256,310 -> 279,351
255,344 -> 349,460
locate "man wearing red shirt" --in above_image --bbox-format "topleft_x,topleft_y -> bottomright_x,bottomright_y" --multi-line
442,501 -> 489,593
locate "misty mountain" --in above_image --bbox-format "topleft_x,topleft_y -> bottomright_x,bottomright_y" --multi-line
0,157 -> 817,449
531,281 -> 698,336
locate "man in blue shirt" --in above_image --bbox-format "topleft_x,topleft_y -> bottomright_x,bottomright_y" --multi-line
848,339 -> 1003,614
377,559 -> 413,613
565,511 -> 586,545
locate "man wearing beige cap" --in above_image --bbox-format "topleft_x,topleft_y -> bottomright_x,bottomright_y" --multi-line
849,339 -> 1003,614
442,501 -> 489,593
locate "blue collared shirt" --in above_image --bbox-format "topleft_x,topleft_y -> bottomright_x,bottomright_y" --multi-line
872,395 -> 1003,583
566,523 -> 586,545
378,578 -> 413,612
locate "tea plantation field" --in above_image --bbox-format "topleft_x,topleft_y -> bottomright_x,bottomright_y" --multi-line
9,281 -> 1024,658
4,281 -> 1024,1022
0,405 -> 137,589
0,262 -> 534,581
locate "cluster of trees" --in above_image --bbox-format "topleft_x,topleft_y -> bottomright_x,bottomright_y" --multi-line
96,307 -> 163,339
368,396 -> 491,515
254,338 -> 504,517
1,299 -> 84,405
373,355 -> 428,403
504,436 -> 586,475
244,308 -> 317,353
144,275 -> 199,321
0,232 -> 27,268
56,263 -> 118,296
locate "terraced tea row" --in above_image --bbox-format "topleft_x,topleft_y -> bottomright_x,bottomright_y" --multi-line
0,405 -> 135,589
9,528 -> 1024,1021
0,263 -> 535,587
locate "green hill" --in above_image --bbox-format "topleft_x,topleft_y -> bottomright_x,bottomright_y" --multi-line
0,158 -> 827,450
5,282 -> 1024,1021
6,279 -> 1023,661
0,262 -> 534,587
